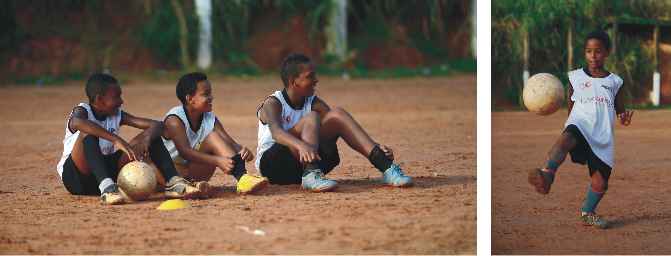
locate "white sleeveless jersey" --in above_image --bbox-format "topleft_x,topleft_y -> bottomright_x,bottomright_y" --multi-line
565,68 -> 623,168
56,103 -> 122,178
255,91 -> 315,170
162,106 -> 216,164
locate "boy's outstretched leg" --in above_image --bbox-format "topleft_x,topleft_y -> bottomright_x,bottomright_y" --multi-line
580,171 -> 609,229
529,131 -> 577,194
319,107 -> 412,187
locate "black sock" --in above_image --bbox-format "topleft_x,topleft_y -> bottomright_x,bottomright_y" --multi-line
82,135 -> 114,185
302,162 -> 321,176
368,145 -> 393,173
148,137 -> 179,181
230,154 -> 247,180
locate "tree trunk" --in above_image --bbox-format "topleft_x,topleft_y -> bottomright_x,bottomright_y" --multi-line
326,0 -> 348,63
567,22 -> 573,71
195,0 -> 212,70
171,0 -> 192,70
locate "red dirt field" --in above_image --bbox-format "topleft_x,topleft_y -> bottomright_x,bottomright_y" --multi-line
0,75 -> 475,254
493,109 -> 671,254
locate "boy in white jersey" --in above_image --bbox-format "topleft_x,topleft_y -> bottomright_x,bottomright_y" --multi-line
57,73 -> 206,205
256,53 -> 412,192
528,31 -> 634,228
161,72 -> 268,195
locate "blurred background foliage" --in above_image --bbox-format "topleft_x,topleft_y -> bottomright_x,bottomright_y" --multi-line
0,0 -> 475,85
492,0 -> 671,109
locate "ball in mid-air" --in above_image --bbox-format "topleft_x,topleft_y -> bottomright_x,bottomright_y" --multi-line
523,73 -> 565,115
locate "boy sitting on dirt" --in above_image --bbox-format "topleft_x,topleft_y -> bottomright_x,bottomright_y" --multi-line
528,30 -> 634,228
56,73 -> 207,205
161,72 -> 268,195
255,53 -> 412,192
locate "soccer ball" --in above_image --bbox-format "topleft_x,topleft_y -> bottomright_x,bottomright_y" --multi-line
117,161 -> 158,201
523,73 -> 565,115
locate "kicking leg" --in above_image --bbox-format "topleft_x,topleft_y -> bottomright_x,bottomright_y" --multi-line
529,132 -> 578,194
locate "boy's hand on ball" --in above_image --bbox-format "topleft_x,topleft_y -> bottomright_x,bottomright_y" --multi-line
130,138 -> 151,161
114,139 -> 137,161
379,144 -> 395,160
618,110 -> 634,126
238,147 -> 254,162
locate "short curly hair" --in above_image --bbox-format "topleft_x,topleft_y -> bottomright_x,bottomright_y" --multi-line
85,73 -> 118,103
280,53 -> 312,87
585,30 -> 611,51
176,72 -> 208,104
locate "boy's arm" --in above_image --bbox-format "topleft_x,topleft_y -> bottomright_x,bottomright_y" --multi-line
213,118 -> 253,161
567,83 -> 574,116
163,116 -> 234,171
121,111 -> 164,159
259,97 -> 315,156
121,111 -> 163,142
311,97 -> 331,119
68,107 -> 136,160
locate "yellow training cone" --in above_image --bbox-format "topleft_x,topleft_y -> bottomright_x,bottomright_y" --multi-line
157,199 -> 190,211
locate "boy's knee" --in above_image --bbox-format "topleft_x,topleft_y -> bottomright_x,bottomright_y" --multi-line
591,180 -> 607,193
328,107 -> 349,119
558,133 -> 577,151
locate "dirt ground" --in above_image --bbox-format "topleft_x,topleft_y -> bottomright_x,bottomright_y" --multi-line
0,75 -> 475,254
493,109 -> 671,254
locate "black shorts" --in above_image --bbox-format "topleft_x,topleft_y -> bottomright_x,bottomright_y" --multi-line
564,124 -> 612,181
259,142 -> 340,185
61,151 -> 122,196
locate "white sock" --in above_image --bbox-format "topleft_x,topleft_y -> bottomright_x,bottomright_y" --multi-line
98,178 -> 115,194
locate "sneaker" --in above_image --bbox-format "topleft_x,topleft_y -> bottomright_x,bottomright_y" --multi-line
164,176 -> 205,199
236,174 -> 269,194
528,168 -> 554,194
382,164 -> 413,187
301,169 -> 337,192
100,184 -> 125,205
580,212 -> 609,229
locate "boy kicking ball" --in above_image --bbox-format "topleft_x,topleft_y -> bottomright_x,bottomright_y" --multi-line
528,30 -> 634,228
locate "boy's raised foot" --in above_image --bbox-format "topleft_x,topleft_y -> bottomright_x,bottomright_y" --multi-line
528,168 -> 553,194
382,164 -> 413,187
236,174 -> 269,194
301,169 -> 337,192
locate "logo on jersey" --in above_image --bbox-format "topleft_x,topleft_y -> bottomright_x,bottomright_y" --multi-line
108,127 -> 116,133
580,81 -> 592,90
601,84 -> 617,95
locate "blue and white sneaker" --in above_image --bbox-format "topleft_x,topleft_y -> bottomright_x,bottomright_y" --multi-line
301,169 -> 337,192
382,164 -> 413,187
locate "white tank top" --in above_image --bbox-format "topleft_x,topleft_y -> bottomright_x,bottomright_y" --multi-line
565,68 -> 623,168
255,90 -> 315,170
56,103 -> 122,178
161,106 -> 216,164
